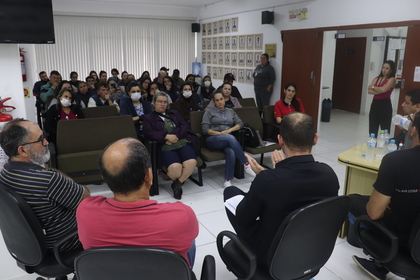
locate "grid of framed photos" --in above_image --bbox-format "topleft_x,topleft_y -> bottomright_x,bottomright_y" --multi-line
201,18 -> 264,84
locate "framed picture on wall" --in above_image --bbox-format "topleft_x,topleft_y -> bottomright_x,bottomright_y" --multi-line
225,36 -> 230,49
213,67 -> 218,79
232,17 -> 238,32
238,68 -> 245,83
218,53 -> 224,64
238,52 -> 245,66
246,52 -> 253,66
231,68 -> 237,80
212,52 -> 217,64
202,38 -> 206,50
218,67 -> 224,79
224,52 -> 230,64
246,34 -> 254,49
213,22 -> 218,34
254,52 -> 261,66
218,37 -> 224,50
207,53 -> 211,64
231,52 -> 238,66
231,35 -> 238,49
207,38 -> 212,49
207,66 -> 211,76
202,24 -> 206,36
246,69 -> 253,84
239,35 -> 245,49
207,23 -> 212,35
218,20 -> 224,34
224,19 -> 231,33
254,34 -> 263,50
225,68 -> 231,76
202,52 -> 206,63
213,38 -> 218,49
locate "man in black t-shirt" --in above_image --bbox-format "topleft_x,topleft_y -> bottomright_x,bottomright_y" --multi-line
352,110 -> 420,280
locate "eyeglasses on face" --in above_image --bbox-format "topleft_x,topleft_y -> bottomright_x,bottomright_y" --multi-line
156,100 -> 168,104
21,134 -> 48,147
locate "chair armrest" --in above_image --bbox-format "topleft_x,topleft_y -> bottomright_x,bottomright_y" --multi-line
216,230 -> 256,280
200,255 -> 216,280
262,121 -> 280,140
354,215 -> 399,263
188,130 -> 202,157
53,229 -> 80,268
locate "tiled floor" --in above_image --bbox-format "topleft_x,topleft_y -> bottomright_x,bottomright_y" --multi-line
1,109 -> 404,280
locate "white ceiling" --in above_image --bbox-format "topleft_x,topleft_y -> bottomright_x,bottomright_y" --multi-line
73,0 -> 224,8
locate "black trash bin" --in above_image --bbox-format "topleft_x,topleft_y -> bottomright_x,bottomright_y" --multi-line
321,98 -> 332,122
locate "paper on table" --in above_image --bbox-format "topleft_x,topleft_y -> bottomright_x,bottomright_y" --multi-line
224,195 -> 244,215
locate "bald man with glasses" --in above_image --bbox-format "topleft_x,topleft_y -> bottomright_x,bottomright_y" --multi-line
0,119 -> 90,253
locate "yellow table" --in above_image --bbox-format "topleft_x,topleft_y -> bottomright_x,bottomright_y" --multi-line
337,143 -> 382,237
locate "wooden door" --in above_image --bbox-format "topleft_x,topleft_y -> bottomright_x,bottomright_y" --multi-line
332,37 -> 366,113
281,31 -> 323,129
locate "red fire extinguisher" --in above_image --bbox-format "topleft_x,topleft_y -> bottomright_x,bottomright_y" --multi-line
20,48 -> 27,82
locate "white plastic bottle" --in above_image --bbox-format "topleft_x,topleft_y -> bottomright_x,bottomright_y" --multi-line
384,129 -> 390,145
366,133 -> 376,160
398,142 -> 404,150
387,139 -> 397,154
376,130 -> 386,159
392,115 -> 410,130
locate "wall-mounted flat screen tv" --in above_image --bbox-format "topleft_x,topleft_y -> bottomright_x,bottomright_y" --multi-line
0,0 -> 55,44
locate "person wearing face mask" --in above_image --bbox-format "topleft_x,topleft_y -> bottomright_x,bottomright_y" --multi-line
44,88 -> 84,144
198,75 -> 215,101
119,82 -> 152,139
170,82 -> 200,123
48,80 -> 84,110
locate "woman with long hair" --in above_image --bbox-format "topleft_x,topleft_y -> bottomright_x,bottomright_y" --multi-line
273,82 -> 305,124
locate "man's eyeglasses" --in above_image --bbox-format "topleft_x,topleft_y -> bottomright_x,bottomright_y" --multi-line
21,135 -> 48,147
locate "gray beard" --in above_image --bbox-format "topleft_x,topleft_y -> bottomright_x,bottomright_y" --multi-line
27,145 -> 50,167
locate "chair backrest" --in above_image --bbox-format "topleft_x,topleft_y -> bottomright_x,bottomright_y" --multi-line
56,115 -> 137,154
239,98 -> 257,108
190,110 -> 206,146
409,213 -> 420,264
75,247 -> 192,280
267,196 -> 351,280
0,183 -> 47,266
263,105 -> 277,141
81,106 -> 118,118
234,107 -> 263,138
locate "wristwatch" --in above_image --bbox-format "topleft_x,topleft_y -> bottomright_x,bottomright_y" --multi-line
371,86 -> 375,90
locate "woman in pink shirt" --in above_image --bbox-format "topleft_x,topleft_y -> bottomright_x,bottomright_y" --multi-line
274,82 -> 305,124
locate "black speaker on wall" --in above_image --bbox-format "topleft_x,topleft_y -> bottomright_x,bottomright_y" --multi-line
262,11 -> 274,25
192,23 -> 200,33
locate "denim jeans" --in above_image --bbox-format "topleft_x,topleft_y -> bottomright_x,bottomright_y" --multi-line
206,134 -> 247,180
187,239 -> 196,268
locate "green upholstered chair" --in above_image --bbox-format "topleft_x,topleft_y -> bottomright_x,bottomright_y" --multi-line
262,105 -> 280,142
81,106 -> 118,118
238,97 -> 257,108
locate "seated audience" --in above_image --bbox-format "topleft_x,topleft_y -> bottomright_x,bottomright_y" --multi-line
154,69 -> 167,90
76,138 -> 198,267
216,73 -> 242,99
147,82 -> 172,103
162,76 -> 180,102
170,82 -> 200,122
143,92 -> 197,200
88,81 -> 120,112
32,71 -> 49,98
85,75 -> 97,94
274,82 -> 305,124
224,112 -> 339,268
89,70 -> 99,83
139,76 -> 151,99
48,80 -> 83,109
108,78 -> 124,104
394,88 -> 420,149
172,69 -> 185,87
0,119 -> 90,253
109,68 -> 121,83
99,70 -> 108,83
119,82 -> 152,139
185,74 -> 200,94
137,70 -> 150,82
206,82 -> 242,109
198,75 -> 215,101
75,81 -> 94,107
118,71 -> 129,90
40,70 -> 61,103
202,92 -> 255,187
351,110 -> 420,280
69,71 -> 80,88
44,88 -> 84,144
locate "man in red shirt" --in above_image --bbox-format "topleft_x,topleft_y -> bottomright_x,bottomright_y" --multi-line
76,138 -> 198,267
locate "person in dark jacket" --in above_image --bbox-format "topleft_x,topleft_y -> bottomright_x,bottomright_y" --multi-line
44,88 -> 84,144
119,81 -> 152,139
170,82 -> 200,123
143,92 -> 197,200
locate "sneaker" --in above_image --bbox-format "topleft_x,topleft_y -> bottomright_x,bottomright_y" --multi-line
244,164 -> 256,177
352,255 -> 388,280
223,180 -> 232,188
171,179 -> 183,200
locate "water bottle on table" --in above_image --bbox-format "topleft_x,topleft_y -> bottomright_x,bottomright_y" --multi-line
366,133 -> 376,160
376,130 -> 386,159
387,139 -> 397,154
384,129 -> 390,145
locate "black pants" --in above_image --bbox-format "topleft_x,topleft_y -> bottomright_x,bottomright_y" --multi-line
369,98 -> 392,136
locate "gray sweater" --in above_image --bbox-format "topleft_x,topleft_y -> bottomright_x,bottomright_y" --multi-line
202,107 -> 243,135
253,63 -> 276,92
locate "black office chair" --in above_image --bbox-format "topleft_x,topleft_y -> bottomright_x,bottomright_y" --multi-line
0,183 -> 82,280
354,214 -> 420,279
217,196 -> 351,280
74,246 -> 216,280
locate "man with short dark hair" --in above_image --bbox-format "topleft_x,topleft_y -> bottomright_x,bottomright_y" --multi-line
0,119 -> 90,253
88,81 -> 119,111
32,71 -> 49,97
40,70 -> 61,103
399,88 -> 420,149
76,138 -> 198,267
351,110 -> 420,280
224,112 -> 339,268
172,69 -> 184,87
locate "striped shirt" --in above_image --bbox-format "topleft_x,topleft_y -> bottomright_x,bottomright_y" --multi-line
0,160 -> 85,252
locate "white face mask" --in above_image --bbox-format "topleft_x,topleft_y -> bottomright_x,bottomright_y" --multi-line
131,92 -> 141,101
204,81 -> 211,87
183,91 -> 192,98
60,98 -> 72,107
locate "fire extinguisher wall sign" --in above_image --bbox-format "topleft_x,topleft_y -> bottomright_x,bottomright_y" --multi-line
20,48 -> 27,82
